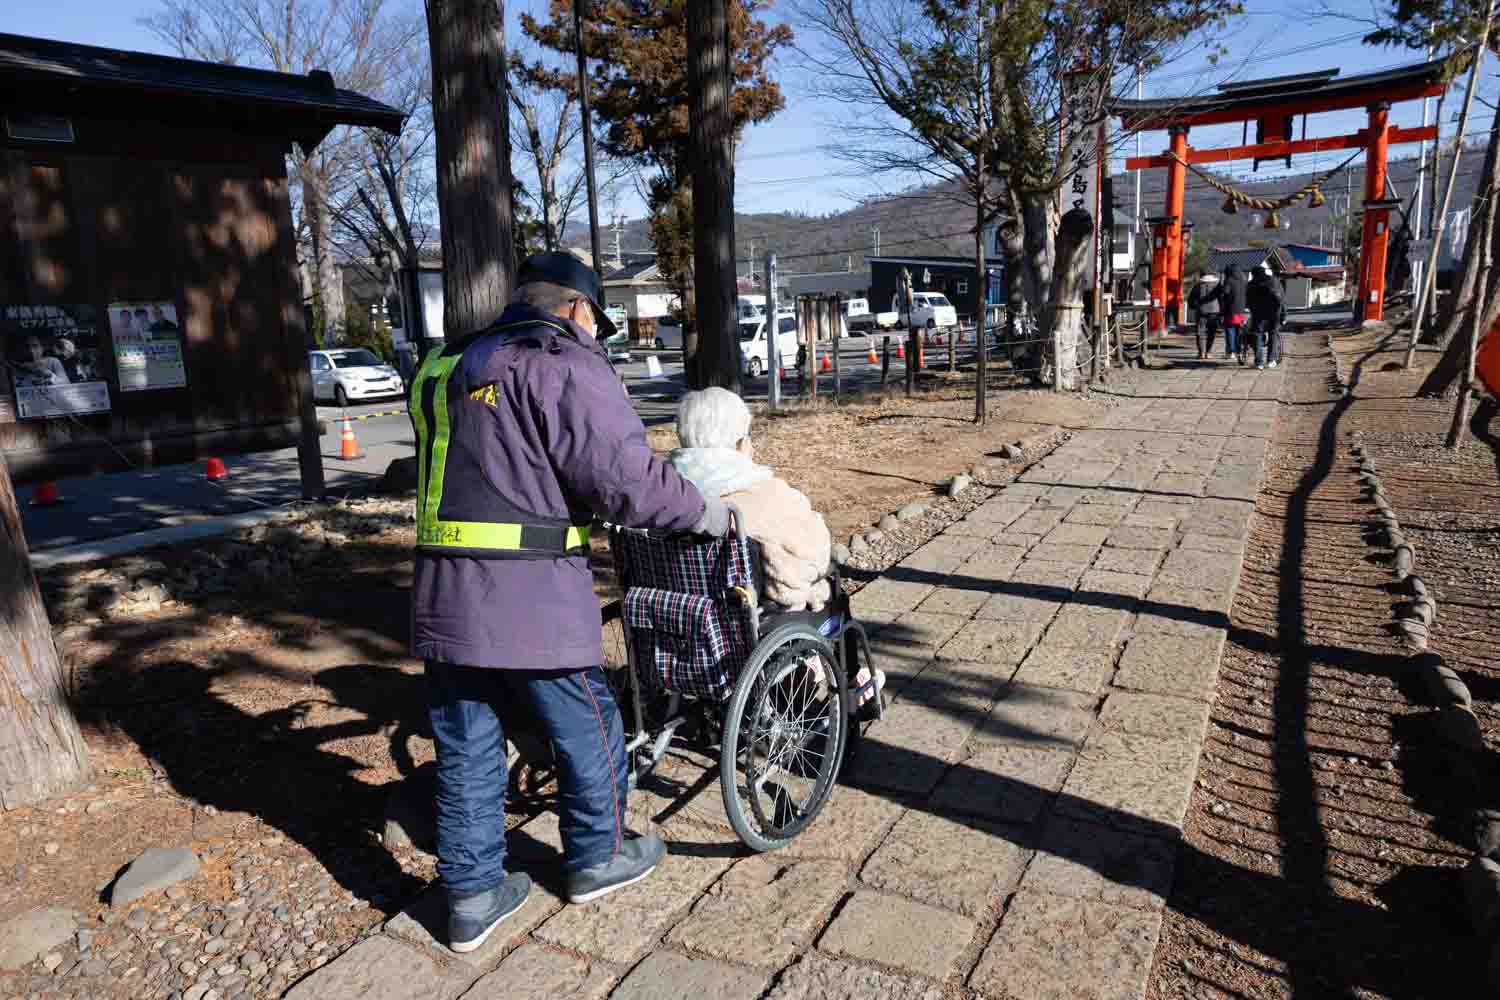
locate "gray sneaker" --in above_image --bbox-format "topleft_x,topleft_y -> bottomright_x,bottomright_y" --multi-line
566,833 -> 667,903
448,872 -> 531,953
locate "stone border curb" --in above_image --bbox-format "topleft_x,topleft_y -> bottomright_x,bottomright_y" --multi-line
1352,436 -> 1498,951
837,425 -> 1068,566
1326,332 -> 1351,397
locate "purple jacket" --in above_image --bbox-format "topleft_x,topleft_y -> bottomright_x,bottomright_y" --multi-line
411,303 -> 707,669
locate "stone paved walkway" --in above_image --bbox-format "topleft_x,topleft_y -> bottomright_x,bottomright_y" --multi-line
288,359 -> 1283,1000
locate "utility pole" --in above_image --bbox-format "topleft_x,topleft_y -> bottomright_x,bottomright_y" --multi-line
766,251 -> 781,412
571,0 -> 603,271
873,225 -> 880,256
1133,71 -> 1142,235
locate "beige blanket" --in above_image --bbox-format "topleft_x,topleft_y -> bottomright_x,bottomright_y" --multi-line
723,477 -> 832,612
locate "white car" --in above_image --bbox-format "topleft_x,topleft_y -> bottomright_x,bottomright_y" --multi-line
309,348 -> 403,407
739,315 -> 799,378
894,292 -> 959,335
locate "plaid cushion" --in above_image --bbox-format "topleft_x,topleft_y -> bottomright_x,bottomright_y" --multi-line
610,529 -> 760,699
621,586 -> 751,700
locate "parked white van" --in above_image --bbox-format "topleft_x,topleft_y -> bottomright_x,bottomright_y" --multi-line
738,314 -> 799,378
893,292 -> 959,334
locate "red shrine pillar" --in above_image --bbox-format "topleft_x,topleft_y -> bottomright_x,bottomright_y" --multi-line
1150,125 -> 1189,333
1358,101 -> 1392,322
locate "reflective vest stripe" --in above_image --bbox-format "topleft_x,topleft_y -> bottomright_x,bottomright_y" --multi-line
411,319 -> 592,557
417,521 -> 590,552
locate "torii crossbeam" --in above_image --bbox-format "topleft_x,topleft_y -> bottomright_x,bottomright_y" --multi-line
1115,58 -> 1448,332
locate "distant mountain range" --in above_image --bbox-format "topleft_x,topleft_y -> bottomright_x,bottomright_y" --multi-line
575,143 -> 1485,279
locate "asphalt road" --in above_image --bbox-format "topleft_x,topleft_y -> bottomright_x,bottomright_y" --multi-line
16,332 -> 963,550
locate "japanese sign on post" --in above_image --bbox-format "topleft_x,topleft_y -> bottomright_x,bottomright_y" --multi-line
1059,66 -> 1102,292
0,304 -> 112,420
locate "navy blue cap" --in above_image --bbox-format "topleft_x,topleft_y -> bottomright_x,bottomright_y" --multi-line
517,252 -> 617,339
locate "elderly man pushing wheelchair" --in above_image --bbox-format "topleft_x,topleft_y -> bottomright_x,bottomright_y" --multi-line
408,252 -> 730,953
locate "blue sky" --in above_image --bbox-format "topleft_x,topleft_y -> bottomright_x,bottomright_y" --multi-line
9,0 -> 1495,224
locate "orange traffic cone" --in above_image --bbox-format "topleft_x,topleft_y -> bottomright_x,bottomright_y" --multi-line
31,480 -> 62,506
205,458 -> 228,481
895,341 -> 905,360
339,416 -> 364,460
867,342 -> 879,364
820,354 -> 832,373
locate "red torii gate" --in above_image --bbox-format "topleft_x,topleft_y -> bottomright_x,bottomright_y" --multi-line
1116,59 -> 1448,333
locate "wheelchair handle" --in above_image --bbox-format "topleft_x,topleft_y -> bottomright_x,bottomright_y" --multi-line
724,502 -> 746,542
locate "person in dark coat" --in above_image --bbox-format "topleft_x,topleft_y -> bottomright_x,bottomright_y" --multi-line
1246,263 -> 1285,369
409,252 -> 731,952
1219,263 -> 1250,364
1186,272 -> 1222,360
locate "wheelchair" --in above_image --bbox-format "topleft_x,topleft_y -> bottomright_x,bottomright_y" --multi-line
596,511 -> 883,852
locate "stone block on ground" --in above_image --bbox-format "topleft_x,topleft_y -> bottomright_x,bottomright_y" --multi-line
283,936 -> 468,1000
1042,606 -> 1130,649
1043,523 -> 1111,548
778,786 -> 902,865
848,700 -> 977,797
900,538 -> 984,575
609,950 -> 769,1000
1062,504 -> 1130,527
818,891 -> 975,979
1008,559 -> 1087,591
666,856 -> 847,969
1010,508 -> 1068,536
975,684 -> 1095,750
1018,815 -> 1176,911
766,955 -> 948,1000
1078,570 -> 1153,605
976,589 -> 1066,624
1025,542 -> 1102,566
966,500 -> 1033,526
1144,582 -> 1233,618
1057,729 -> 1200,836
969,892 -> 1162,1000
460,942 -> 617,1000
882,612 -> 970,654
111,847 -> 201,907
860,810 -> 1032,917
914,584 -> 991,619
1012,642 -> 1117,695
385,882 -> 562,968
1098,690 -> 1212,743
0,907 -> 79,971
1157,547 -> 1243,595
937,620 -> 1045,667
1104,525 -> 1173,551
1092,547 -> 1164,577
1112,632 -> 1226,701
533,851 -> 730,964
932,744 -> 1076,824
957,544 -> 1030,583
854,578 -> 937,614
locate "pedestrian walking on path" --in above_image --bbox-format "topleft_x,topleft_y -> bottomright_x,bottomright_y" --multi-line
1187,272 -> 1223,359
408,252 -> 731,953
1220,263 -> 1250,364
1247,263 -> 1285,370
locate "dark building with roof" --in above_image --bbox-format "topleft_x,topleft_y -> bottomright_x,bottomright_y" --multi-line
0,32 -> 402,483
867,256 -> 1005,322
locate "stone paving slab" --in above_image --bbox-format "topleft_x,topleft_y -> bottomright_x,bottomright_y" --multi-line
297,360 -> 1278,1000
860,810 -> 1033,917
459,943 -> 617,1000
611,951 -> 768,1000
970,892 -> 1163,1000
818,891 -> 975,979
1056,729 -> 1201,836
666,857 -> 846,969
766,955 -> 948,1000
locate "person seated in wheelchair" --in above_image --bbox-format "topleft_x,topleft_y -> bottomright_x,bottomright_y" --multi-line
667,387 -> 884,711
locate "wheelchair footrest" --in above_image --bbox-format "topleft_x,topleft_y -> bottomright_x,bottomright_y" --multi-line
849,667 -> 887,723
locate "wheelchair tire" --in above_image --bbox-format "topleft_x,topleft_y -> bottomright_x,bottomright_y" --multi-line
720,623 -> 848,852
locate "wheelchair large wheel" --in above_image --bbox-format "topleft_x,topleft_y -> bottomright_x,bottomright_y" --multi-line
720,623 -> 848,852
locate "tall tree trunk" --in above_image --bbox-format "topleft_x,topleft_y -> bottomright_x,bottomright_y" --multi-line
1421,113 -> 1500,397
0,461 -> 90,809
686,0 -> 741,393
974,204 -> 987,424
1049,208 -> 1094,391
1448,192 -> 1493,447
1434,111 -> 1500,351
315,189 -> 345,343
427,0 -> 516,340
